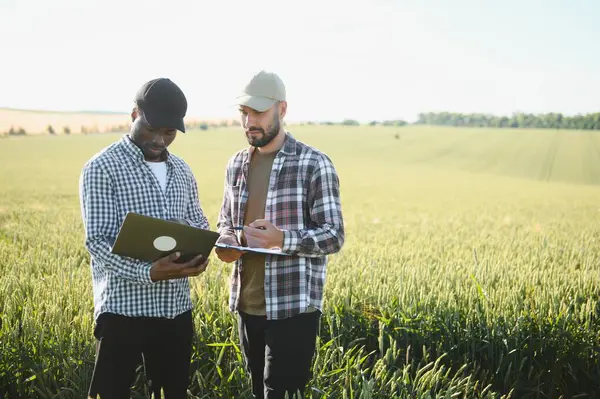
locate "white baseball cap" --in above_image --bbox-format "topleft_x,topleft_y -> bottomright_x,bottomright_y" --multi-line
236,70 -> 286,112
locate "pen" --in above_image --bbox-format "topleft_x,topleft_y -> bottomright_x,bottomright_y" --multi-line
232,226 -> 266,230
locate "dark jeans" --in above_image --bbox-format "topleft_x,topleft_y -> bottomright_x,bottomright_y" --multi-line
88,310 -> 193,399
238,310 -> 321,399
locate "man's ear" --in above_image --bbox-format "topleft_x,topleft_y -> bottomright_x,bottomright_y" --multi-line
131,107 -> 138,122
278,101 -> 287,119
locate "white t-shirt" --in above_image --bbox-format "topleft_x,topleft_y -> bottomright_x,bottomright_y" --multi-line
145,161 -> 167,194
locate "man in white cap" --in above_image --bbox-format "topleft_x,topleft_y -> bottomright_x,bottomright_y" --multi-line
215,70 -> 345,398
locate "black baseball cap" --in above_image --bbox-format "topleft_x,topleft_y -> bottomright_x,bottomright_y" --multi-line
135,78 -> 187,133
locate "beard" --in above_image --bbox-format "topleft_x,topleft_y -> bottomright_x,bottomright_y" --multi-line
246,113 -> 280,147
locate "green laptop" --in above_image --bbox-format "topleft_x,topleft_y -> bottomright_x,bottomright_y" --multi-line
111,212 -> 220,264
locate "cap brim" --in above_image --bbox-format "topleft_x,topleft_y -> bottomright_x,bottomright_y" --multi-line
144,112 -> 186,133
236,95 -> 277,112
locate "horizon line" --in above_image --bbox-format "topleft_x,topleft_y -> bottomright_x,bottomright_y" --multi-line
1,106 -> 598,123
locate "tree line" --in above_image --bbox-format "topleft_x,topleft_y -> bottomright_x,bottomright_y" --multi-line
4,111 -> 600,138
1,120 -> 242,137
415,112 -> 600,130
304,112 -> 600,130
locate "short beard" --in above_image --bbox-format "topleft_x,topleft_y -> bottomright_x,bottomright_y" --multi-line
246,111 -> 280,147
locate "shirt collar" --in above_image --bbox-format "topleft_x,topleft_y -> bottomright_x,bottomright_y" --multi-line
243,131 -> 296,163
120,134 -> 172,164
280,132 -> 297,155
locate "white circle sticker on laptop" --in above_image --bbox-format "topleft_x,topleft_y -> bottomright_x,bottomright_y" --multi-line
153,236 -> 177,251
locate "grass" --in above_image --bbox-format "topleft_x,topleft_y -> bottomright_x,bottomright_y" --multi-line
1,125 -> 599,398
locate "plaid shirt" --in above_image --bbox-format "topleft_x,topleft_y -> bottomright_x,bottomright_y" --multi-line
79,134 -> 209,320
217,132 -> 345,320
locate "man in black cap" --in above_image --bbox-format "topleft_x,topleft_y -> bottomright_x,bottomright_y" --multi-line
79,78 -> 209,399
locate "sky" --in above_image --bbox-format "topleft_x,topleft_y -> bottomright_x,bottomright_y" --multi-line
0,0 -> 598,123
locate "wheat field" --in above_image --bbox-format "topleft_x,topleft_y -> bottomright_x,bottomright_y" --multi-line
1,125 -> 599,398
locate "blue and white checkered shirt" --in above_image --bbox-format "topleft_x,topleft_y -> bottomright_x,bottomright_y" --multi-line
79,134 -> 209,320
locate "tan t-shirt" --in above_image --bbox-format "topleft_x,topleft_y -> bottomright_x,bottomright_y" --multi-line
238,150 -> 277,315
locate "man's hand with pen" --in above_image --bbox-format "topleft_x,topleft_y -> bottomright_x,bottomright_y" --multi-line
215,220 -> 284,263
242,220 -> 284,250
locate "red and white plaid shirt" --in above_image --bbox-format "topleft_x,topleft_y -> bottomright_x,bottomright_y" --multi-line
217,132 -> 345,320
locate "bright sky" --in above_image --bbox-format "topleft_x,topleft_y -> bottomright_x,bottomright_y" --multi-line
0,0 -> 598,123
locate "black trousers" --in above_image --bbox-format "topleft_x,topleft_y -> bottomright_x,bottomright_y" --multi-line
237,310 -> 321,399
88,310 -> 193,399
